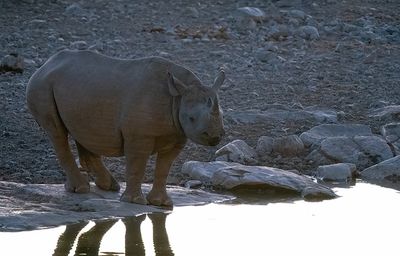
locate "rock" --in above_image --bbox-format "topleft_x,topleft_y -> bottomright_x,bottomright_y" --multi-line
269,24 -> 290,40
182,161 -> 238,182
65,3 -> 86,16
299,25 -> 320,40
254,48 -> 277,63
226,108 -> 337,127
320,136 -> 393,169
256,136 -> 274,156
70,40 -> 88,50
300,124 -> 372,148
236,7 -> 266,22
316,163 -> 357,181
184,180 -> 203,189
306,149 -> 332,166
0,182 -> 233,231
186,7 -> 199,18
272,135 -> 304,157
381,123 -> 400,153
274,0 -> 302,7
0,54 -> 24,73
209,162 -> 336,199
288,10 -> 306,20
215,139 -> 258,165
361,156 -> 400,181
369,105 -> 400,123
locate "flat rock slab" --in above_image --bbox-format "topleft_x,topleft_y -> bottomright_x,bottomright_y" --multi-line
0,182 -> 233,231
226,108 -> 337,126
183,161 -> 337,200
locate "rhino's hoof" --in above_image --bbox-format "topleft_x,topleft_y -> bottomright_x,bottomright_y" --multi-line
147,191 -> 173,207
64,171 -> 90,193
95,176 -> 120,192
65,182 -> 90,193
121,192 -> 148,205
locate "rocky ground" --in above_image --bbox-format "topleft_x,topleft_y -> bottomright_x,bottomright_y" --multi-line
1,0 -> 399,187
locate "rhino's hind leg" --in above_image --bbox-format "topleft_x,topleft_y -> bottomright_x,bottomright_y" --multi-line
76,142 -> 120,192
48,133 -> 90,193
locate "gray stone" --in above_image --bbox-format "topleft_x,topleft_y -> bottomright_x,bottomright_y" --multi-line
361,156 -> 400,181
288,10 -> 306,20
320,135 -> 393,169
181,161 -> 238,182
70,40 -> 88,50
226,108 -> 337,127
256,136 -> 274,156
316,163 -> 357,181
369,105 -> 400,123
0,182 -> 233,231
306,149 -> 332,166
272,135 -> 304,157
1,54 -> 24,73
300,124 -> 372,147
184,180 -> 203,189
210,163 -> 336,199
381,122 -> 400,154
269,24 -> 290,40
65,3 -> 86,16
299,25 -> 320,40
236,7 -> 266,22
254,48 -> 277,63
186,7 -> 199,18
215,139 -> 258,165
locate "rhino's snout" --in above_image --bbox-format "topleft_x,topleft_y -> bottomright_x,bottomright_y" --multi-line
202,130 -> 225,146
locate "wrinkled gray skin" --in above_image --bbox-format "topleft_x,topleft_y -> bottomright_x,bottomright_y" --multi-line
26,50 -> 225,207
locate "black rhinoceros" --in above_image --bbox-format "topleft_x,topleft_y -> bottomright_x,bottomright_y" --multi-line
26,50 -> 225,206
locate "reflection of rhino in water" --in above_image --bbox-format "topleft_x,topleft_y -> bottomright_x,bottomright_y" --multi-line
53,213 -> 173,256
27,50 -> 225,206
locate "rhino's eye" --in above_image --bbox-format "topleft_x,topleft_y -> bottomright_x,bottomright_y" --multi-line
189,117 -> 195,123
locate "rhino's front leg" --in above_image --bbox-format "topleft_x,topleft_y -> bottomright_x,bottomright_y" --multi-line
121,137 -> 154,205
147,145 -> 184,207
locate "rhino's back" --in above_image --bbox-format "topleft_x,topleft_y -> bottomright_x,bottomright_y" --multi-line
34,50 -> 198,156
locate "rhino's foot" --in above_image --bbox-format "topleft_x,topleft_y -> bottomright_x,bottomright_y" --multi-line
120,191 -> 148,205
64,172 -> 90,193
147,190 -> 173,207
95,175 -> 120,192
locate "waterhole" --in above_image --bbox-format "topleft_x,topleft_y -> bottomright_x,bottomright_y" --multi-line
1,181 -> 399,256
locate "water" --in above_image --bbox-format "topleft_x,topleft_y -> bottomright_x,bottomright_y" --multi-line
1,181 -> 400,256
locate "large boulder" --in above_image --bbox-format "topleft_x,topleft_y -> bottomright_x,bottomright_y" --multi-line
182,161 -> 337,200
300,124 -> 373,147
381,122 -> 400,154
0,53 -> 24,73
215,139 -> 258,165
256,135 -> 304,157
360,156 -> 400,181
181,161 -> 238,183
272,135 -> 305,157
316,163 -> 357,181
226,108 -> 337,127
369,105 -> 400,123
320,136 -> 393,169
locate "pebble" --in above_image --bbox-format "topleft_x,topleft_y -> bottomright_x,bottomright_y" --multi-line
0,54 -> 24,73
299,25 -> 320,40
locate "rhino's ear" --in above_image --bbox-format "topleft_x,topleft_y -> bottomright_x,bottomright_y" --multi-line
168,72 -> 187,96
212,69 -> 225,91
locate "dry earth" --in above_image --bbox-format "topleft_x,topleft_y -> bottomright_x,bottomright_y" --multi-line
1,0 -> 399,186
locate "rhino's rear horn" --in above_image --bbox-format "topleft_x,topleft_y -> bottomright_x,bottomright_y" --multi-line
212,69 -> 225,91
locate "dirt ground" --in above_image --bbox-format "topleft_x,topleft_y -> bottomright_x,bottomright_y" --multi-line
1,0 -> 399,186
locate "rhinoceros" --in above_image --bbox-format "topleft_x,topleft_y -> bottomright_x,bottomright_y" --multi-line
26,50 -> 225,206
